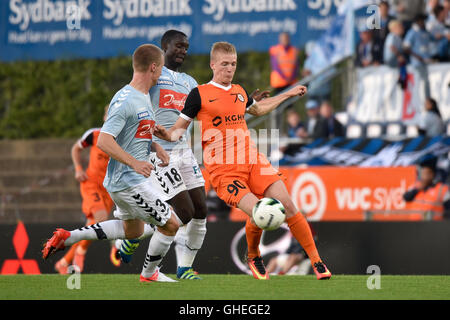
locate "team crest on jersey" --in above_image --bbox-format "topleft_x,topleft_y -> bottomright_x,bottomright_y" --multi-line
135,120 -> 155,140
157,79 -> 174,86
237,93 -> 245,102
137,111 -> 149,119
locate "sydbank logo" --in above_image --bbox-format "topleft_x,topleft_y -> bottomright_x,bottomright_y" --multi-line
9,0 -> 92,31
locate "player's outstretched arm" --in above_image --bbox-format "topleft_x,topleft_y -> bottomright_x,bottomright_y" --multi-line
246,85 -> 307,117
97,132 -> 154,178
154,117 -> 191,142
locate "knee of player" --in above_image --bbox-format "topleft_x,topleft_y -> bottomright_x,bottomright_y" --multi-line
192,201 -> 208,219
282,199 -> 298,218
174,206 -> 194,225
164,216 -> 180,236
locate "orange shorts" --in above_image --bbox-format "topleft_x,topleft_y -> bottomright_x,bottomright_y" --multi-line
208,153 -> 285,207
80,180 -> 114,218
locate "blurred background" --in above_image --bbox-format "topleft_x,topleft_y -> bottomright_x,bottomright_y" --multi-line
0,0 -> 449,276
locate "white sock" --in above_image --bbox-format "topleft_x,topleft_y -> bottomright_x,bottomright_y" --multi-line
178,218 -> 207,268
65,220 -> 125,246
174,225 -> 187,266
141,230 -> 175,278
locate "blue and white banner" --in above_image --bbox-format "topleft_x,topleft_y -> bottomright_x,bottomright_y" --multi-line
280,135 -> 450,167
0,0 -> 378,61
347,64 -> 450,123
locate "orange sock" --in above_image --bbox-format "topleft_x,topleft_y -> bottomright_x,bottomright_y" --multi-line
78,240 -> 92,252
245,217 -> 263,259
286,213 -> 321,264
62,243 -> 78,264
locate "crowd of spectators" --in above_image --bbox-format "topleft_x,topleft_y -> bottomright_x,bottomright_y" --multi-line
357,0 -> 449,69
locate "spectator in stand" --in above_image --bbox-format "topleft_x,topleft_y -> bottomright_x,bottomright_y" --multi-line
403,158 -> 450,220
418,97 -> 445,136
304,100 -> 321,138
444,0 -> 450,26
375,1 -> 395,46
269,32 -> 299,95
356,27 -> 384,67
404,14 -> 436,65
302,41 -> 336,101
313,101 -> 345,139
427,4 -> 450,61
269,32 -> 299,125
404,14 -> 435,97
384,20 -> 407,67
392,0 -> 427,31
286,108 -> 307,139
426,0 -> 441,16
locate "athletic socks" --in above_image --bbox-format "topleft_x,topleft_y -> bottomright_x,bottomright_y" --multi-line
64,220 -> 154,246
245,217 -> 263,259
286,213 -> 321,264
174,225 -> 187,265
177,218 -> 207,268
141,230 -> 175,278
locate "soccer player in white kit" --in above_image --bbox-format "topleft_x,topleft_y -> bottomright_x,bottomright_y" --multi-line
117,30 -> 208,280
42,44 -> 180,283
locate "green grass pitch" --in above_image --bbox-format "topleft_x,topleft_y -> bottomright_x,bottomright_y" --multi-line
1,274 -> 449,300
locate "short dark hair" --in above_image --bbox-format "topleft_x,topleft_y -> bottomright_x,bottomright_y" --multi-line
433,4 -> 444,18
161,30 -> 187,50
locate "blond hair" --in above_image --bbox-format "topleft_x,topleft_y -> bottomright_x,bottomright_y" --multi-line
210,42 -> 237,61
132,44 -> 163,72
388,20 -> 402,32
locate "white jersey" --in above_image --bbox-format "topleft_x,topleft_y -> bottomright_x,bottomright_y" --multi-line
150,66 -> 198,150
101,85 -> 155,193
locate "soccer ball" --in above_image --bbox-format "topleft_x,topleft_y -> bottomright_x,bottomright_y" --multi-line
252,198 -> 286,231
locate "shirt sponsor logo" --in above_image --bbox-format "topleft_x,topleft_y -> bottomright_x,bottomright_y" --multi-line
159,89 -> 187,111
135,120 -> 155,140
157,79 -> 174,86
137,111 -> 149,119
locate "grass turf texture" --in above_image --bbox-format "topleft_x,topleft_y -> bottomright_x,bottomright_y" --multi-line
0,274 -> 449,300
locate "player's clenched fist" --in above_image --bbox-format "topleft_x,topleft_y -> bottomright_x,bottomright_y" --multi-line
131,160 -> 154,178
153,125 -> 170,141
286,85 -> 307,98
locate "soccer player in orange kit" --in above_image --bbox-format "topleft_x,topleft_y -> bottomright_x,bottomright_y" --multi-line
154,42 -> 331,280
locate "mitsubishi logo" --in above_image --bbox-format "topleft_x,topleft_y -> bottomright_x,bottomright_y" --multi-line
1,221 -> 41,274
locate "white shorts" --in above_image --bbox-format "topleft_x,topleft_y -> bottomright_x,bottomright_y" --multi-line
110,179 -> 172,227
149,148 -> 205,201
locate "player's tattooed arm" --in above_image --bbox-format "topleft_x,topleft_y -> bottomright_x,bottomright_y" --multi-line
246,85 -> 307,117
151,142 -> 170,167
97,132 -> 154,178
154,117 -> 191,142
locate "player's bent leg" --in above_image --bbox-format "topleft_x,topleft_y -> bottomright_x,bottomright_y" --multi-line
175,186 -> 208,280
42,219 -> 149,260
118,222 -> 155,263
74,214 -> 107,272
238,193 -> 269,280
140,213 -> 179,283
263,180 -> 331,280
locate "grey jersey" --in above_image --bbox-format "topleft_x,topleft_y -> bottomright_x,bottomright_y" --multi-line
101,85 -> 155,192
150,66 -> 198,150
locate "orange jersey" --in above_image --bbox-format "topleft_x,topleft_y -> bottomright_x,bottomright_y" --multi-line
181,82 -> 284,207
269,44 -> 299,88
180,82 -> 256,173
78,128 -> 109,185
